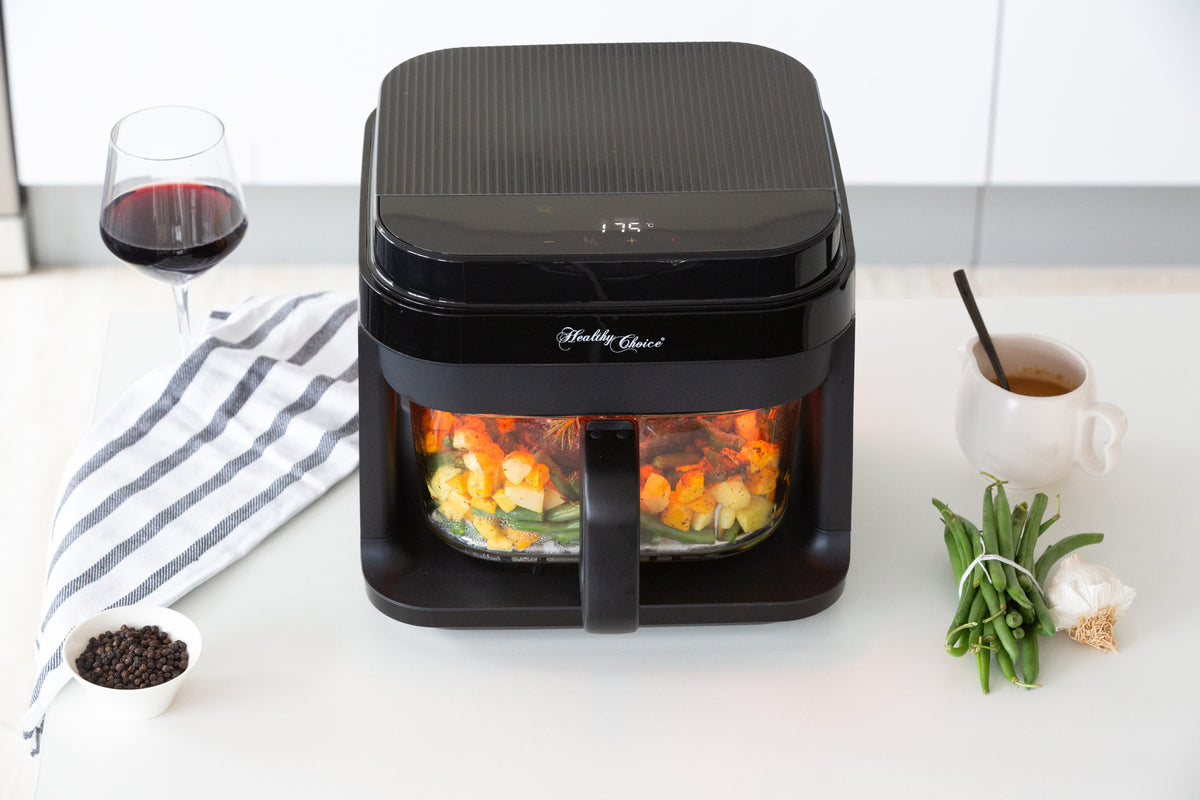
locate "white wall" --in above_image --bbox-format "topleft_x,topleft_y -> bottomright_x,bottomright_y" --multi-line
4,0 -> 1001,187
992,0 -> 1200,185
7,1 -> 1197,190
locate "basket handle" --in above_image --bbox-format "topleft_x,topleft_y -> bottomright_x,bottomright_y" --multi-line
580,419 -> 640,633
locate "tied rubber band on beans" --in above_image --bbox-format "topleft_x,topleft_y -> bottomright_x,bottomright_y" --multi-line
956,552 -> 1043,599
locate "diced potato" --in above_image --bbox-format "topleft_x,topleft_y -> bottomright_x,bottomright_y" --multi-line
505,529 -> 540,550
710,476 -> 751,512
484,534 -> 513,551
492,488 -> 517,513
640,472 -> 671,514
543,483 -> 566,510
673,470 -> 706,505
735,411 -> 761,442
691,507 -> 715,531
660,500 -> 693,531
735,495 -> 775,534
504,481 -> 545,513
428,465 -> 463,503
502,450 -> 536,485
689,494 -> 717,530
717,504 -> 739,531
440,491 -> 472,521
745,466 -> 779,496
739,440 -> 781,471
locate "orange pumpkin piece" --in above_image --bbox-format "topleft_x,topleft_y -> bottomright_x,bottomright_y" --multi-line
467,469 -> 497,499
445,471 -> 469,497
521,462 -> 551,490
660,500 -> 694,531
640,472 -> 671,514
465,443 -> 504,476
505,529 -> 540,550
451,417 -> 492,451
469,495 -> 498,514
745,466 -> 779,496
735,411 -> 761,442
428,409 -> 456,437
687,494 -> 717,514
417,430 -> 440,454
673,470 -> 706,504
739,440 -> 781,470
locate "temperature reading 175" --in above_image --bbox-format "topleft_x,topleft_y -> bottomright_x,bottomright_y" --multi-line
600,219 -> 655,235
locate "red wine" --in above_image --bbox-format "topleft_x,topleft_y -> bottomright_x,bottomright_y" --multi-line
100,182 -> 247,282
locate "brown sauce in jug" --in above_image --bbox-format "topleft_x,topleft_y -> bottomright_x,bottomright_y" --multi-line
989,369 -> 1076,397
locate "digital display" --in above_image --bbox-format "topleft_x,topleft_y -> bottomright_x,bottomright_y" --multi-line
599,218 -> 655,235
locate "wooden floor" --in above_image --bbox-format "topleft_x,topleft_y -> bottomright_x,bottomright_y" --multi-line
2,260 -> 1198,799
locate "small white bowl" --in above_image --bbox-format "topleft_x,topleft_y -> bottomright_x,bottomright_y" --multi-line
63,605 -> 202,720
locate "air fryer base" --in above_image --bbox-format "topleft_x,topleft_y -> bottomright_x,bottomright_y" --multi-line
362,521 -> 849,629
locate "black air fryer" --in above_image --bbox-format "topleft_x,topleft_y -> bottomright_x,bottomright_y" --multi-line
358,42 -> 855,632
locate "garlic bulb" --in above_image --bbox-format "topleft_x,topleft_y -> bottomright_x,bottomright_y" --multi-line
1044,553 -> 1136,653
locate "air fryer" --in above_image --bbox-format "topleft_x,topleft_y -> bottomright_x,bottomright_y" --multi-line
358,42 -> 855,632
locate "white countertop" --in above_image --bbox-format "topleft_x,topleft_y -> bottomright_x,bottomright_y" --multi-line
37,292 -> 1199,798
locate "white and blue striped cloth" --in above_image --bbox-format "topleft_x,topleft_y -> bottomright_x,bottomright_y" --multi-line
23,291 -> 360,755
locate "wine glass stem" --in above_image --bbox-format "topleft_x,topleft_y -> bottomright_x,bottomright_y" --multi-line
172,283 -> 192,356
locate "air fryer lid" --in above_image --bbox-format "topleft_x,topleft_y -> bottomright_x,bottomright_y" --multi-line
369,42 -> 847,304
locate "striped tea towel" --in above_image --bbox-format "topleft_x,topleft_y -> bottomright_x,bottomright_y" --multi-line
23,291 -> 360,755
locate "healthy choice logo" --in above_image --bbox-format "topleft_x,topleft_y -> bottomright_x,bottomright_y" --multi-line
557,326 -> 666,354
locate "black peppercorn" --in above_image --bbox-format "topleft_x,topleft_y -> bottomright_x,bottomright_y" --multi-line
74,625 -> 189,690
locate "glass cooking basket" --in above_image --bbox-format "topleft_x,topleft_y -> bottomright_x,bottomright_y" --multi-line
411,401 -> 800,560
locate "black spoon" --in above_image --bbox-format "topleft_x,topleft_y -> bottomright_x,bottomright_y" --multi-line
953,268 -> 1010,391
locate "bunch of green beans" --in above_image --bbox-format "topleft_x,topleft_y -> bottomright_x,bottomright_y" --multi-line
933,479 -> 1104,693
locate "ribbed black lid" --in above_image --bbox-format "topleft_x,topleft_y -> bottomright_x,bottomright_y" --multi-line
366,42 -> 850,310
374,41 -> 836,197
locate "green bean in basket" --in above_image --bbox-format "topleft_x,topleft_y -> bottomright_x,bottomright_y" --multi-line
931,477 -> 1104,693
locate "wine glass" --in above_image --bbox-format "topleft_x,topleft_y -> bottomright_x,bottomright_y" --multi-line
100,106 -> 248,355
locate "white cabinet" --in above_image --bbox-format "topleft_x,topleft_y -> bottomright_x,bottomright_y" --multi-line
992,0 -> 1200,185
